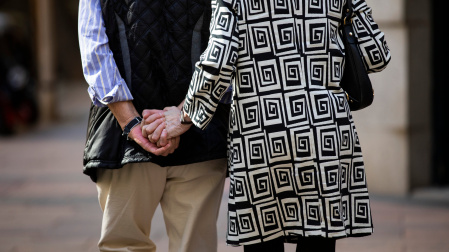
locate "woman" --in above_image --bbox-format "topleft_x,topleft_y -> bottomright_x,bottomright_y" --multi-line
143,0 -> 391,251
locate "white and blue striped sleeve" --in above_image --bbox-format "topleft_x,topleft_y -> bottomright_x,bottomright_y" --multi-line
78,0 -> 133,107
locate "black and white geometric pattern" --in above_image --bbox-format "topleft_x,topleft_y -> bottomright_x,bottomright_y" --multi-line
183,0 -> 391,246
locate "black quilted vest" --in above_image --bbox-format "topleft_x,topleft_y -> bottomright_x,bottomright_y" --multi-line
83,0 -> 229,182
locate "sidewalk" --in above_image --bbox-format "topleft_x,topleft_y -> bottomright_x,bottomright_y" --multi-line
1,83 -> 448,252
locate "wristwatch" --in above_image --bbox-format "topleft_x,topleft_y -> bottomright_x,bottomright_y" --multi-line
180,108 -> 193,125
122,116 -> 142,140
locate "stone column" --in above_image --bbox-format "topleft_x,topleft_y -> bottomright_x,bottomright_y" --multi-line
353,0 -> 410,195
34,0 -> 57,122
406,0 -> 432,189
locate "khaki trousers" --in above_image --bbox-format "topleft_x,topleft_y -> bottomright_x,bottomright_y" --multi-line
96,159 -> 227,252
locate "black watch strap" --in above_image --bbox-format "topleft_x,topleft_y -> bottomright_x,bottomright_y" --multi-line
122,116 -> 142,140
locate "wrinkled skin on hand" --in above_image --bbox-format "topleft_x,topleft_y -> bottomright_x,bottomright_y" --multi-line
142,107 -> 192,150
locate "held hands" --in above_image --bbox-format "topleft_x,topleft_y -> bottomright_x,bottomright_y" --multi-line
107,100 -> 176,156
128,123 -> 177,156
141,106 -> 192,155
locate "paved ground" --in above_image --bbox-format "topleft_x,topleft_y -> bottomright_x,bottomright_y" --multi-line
1,83 -> 449,252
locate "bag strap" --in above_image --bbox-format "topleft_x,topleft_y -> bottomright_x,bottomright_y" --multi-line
344,0 -> 353,25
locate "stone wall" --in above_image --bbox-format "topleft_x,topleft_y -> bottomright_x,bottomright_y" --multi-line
354,0 -> 432,195
353,0 -> 409,195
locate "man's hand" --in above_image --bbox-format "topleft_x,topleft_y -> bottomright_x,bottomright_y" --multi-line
108,101 -> 174,156
140,109 -> 182,156
128,124 -> 178,156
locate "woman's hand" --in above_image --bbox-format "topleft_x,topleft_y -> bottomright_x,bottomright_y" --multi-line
142,107 -> 192,145
141,109 -> 165,143
162,106 -> 193,139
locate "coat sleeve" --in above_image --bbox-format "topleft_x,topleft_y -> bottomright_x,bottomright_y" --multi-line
183,0 -> 239,130
350,0 -> 392,73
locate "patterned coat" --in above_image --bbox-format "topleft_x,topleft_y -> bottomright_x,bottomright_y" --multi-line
183,0 -> 391,246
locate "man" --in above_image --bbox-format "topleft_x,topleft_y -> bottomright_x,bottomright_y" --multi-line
78,0 -> 230,251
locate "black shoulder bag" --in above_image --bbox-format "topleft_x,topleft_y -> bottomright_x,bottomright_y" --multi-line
340,0 -> 374,111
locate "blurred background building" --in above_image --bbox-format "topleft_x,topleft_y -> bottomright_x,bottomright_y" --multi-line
0,0 -> 447,196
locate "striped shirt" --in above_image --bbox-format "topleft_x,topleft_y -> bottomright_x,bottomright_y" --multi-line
78,0 -> 132,107
78,0 -> 232,107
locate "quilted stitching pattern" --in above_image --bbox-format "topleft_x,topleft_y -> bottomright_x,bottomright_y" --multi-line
102,0 -> 209,111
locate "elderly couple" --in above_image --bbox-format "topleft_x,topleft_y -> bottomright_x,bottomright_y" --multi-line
79,0 -> 390,251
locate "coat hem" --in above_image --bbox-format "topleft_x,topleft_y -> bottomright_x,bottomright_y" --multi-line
225,229 -> 373,246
